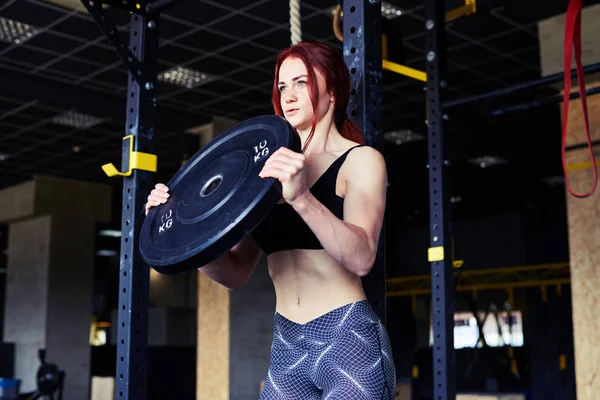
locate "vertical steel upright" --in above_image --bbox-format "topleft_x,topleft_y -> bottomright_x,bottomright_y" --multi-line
342,0 -> 386,323
113,14 -> 158,400
424,0 -> 456,399
82,0 -> 159,397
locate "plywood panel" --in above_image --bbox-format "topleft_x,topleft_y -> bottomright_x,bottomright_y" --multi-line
395,382 -> 412,400
196,273 -> 230,400
562,92 -> 600,400
538,4 -> 600,76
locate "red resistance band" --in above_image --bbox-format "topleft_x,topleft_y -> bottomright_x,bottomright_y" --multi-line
562,0 -> 598,197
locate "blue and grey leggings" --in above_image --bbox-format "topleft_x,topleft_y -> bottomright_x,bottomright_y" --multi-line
259,300 -> 396,399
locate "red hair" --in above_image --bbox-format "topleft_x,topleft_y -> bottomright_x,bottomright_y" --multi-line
271,41 -> 364,152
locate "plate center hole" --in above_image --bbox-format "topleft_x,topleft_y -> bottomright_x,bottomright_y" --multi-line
201,174 -> 223,197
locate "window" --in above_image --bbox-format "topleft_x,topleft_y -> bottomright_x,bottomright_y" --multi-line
430,311 -> 524,349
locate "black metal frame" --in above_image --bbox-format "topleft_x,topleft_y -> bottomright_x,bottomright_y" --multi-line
488,84 -> 600,117
342,0 -> 386,324
424,0 -> 457,399
82,1 -> 162,399
84,0 -> 389,397
444,62 -> 600,109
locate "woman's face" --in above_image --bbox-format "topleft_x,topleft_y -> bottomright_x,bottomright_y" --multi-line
277,57 -> 332,131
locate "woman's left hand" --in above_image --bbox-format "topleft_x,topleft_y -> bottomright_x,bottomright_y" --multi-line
259,147 -> 309,205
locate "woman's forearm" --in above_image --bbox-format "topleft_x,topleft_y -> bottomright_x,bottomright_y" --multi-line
198,235 -> 260,290
290,192 -> 377,276
199,251 -> 246,290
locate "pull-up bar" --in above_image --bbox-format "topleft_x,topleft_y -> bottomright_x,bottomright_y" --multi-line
444,62 -> 600,109
144,0 -> 182,14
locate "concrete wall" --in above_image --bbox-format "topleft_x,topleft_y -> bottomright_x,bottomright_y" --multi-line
0,176 -> 112,399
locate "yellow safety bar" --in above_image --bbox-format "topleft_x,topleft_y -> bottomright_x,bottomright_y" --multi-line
383,59 -> 427,82
378,0 -> 477,82
102,135 -> 157,177
445,0 -> 477,22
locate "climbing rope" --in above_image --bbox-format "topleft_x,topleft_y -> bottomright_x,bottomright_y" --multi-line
333,5 -> 343,42
289,0 -> 302,45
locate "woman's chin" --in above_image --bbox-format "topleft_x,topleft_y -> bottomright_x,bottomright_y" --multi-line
287,118 -> 311,132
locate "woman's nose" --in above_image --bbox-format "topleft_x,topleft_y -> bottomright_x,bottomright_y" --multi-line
284,89 -> 296,103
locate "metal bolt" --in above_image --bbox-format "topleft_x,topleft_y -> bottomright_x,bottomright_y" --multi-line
148,21 -> 156,29
444,160 -> 450,166
145,82 -> 154,91
426,19 -> 434,30
442,114 -> 449,120
440,80 -> 447,88
427,51 -> 436,62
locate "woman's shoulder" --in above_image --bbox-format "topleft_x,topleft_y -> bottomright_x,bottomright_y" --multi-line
340,143 -> 386,178
344,142 -> 384,162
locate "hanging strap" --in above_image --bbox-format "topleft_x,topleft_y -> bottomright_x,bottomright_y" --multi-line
561,0 -> 597,197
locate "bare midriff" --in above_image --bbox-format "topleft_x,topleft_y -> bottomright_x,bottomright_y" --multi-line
267,249 -> 367,324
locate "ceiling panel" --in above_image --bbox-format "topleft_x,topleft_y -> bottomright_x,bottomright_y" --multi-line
1,0 -> 597,220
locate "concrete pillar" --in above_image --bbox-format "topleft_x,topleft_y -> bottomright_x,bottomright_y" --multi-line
0,175 -> 112,399
538,6 -> 600,400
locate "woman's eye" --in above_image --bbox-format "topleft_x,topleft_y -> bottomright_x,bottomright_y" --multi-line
297,80 -> 306,87
278,86 -> 286,92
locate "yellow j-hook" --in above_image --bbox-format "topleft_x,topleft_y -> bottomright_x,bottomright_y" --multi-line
102,135 -> 157,177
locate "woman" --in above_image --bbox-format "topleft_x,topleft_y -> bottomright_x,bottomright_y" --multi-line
146,41 -> 395,399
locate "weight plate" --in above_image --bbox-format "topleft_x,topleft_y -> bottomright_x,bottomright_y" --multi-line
139,115 -> 300,274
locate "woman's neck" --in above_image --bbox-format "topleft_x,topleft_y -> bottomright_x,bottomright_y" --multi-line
296,113 -> 343,156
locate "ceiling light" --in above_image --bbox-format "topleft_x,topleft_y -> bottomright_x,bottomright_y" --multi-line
0,17 -> 39,45
96,250 -> 118,257
381,2 -> 403,19
468,156 -> 507,168
384,129 -> 424,145
98,229 -> 121,238
542,175 -> 565,187
52,111 -> 104,129
158,66 -> 215,89
40,0 -> 97,13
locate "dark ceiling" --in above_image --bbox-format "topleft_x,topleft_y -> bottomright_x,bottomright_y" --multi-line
0,0 -> 597,226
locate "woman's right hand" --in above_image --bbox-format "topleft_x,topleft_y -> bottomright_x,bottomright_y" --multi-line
145,183 -> 170,215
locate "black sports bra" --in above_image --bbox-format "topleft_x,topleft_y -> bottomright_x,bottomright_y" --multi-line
251,145 -> 365,255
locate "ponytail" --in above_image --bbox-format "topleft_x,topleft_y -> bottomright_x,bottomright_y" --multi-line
341,117 -> 365,144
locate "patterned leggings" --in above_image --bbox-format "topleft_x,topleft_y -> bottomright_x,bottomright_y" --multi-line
259,300 -> 396,400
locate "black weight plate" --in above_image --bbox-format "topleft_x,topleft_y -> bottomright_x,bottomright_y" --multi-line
140,115 -> 300,274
